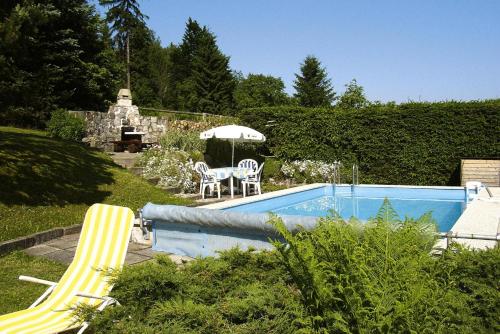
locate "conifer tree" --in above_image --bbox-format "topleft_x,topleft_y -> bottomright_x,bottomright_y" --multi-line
0,0 -> 120,127
169,18 -> 206,110
167,18 -> 235,114
293,56 -> 335,107
99,0 -> 147,90
189,32 -> 235,114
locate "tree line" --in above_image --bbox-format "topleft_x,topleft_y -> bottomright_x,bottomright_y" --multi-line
0,0 -> 368,128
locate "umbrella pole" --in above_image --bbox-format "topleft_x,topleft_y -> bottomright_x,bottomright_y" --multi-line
231,138 -> 235,168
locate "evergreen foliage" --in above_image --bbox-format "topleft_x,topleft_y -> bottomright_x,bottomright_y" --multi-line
99,0 -> 147,90
164,18 -> 204,110
0,0 -> 121,128
189,32 -> 235,114
293,55 -> 336,107
127,22 -> 161,106
337,79 -> 369,109
239,100 -> 500,185
147,43 -> 173,107
235,73 -> 290,109
84,249 -> 305,333
165,18 -> 235,114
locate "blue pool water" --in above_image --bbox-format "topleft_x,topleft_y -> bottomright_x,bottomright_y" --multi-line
223,185 -> 469,232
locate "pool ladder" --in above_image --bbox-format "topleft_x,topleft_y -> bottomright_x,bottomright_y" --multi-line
332,161 -> 341,185
351,164 -> 360,217
352,164 -> 359,185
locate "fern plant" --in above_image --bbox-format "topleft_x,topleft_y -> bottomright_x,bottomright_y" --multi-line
271,200 -> 477,333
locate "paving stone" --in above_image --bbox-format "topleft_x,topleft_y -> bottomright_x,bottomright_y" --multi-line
24,244 -> 59,256
124,252 -> 150,265
127,242 -> 151,252
45,237 -> 79,250
62,233 -> 81,241
129,247 -> 157,258
17,232 -> 177,267
42,250 -> 76,265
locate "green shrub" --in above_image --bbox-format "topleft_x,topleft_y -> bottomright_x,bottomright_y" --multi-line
262,157 -> 283,180
87,249 -> 305,333
82,202 -> 499,333
46,109 -> 86,141
435,244 -> 500,332
160,128 -> 206,153
239,100 -> 500,185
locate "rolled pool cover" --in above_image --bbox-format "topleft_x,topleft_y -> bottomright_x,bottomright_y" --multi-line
142,202 -> 319,234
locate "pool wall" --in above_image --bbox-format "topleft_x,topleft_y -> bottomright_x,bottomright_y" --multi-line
153,222 -> 278,257
144,203 -> 318,257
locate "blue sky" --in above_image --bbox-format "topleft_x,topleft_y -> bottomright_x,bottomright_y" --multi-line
94,0 -> 500,102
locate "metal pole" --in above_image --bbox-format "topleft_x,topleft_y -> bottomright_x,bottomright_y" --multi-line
232,138 -> 235,168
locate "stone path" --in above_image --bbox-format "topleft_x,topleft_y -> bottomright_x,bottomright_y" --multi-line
24,233 -> 192,266
109,152 -> 142,169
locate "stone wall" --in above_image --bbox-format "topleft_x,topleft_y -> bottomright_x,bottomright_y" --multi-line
72,105 -> 168,150
73,104 -> 232,151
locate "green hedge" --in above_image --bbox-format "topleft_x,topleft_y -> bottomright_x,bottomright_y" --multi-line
239,100 -> 500,185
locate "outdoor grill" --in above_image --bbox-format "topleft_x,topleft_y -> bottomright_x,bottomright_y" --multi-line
112,126 -> 145,153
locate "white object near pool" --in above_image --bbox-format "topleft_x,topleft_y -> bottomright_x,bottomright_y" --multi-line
143,184 -> 499,257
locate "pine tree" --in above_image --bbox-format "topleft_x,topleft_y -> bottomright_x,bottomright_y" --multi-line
189,32 -> 235,114
127,22 -> 159,106
170,18 -> 206,110
0,0 -> 121,127
99,0 -> 147,90
293,56 -> 335,107
166,18 -> 235,114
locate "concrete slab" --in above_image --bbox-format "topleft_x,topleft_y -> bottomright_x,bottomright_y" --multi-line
62,234 -> 81,241
23,231 -> 159,265
127,242 -> 151,252
130,248 -> 158,258
45,237 -> 78,250
449,187 -> 500,249
24,244 -> 59,256
124,252 -> 151,265
42,250 -> 76,265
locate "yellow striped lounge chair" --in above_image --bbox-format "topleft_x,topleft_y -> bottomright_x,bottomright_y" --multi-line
0,204 -> 135,334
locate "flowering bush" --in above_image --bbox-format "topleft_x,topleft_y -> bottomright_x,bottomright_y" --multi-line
140,148 -> 197,193
280,159 -> 340,183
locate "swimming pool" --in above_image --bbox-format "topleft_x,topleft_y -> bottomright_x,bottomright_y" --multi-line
146,184 -> 476,257
222,185 -> 469,232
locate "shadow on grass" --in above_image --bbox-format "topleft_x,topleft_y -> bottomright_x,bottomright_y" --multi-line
0,129 -> 115,206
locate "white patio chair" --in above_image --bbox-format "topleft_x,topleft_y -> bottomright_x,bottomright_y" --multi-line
237,159 -> 258,172
235,159 -> 258,192
194,162 -> 221,199
242,162 -> 264,197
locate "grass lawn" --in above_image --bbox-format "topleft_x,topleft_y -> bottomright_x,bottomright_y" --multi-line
0,126 -> 193,242
0,252 -> 67,315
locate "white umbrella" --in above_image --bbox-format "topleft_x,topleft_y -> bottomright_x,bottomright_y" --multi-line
199,124 -> 266,167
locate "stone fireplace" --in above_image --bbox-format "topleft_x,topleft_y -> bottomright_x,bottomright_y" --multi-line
78,89 -> 168,151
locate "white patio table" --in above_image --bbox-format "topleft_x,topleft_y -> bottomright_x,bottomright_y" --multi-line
208,167 -> 252,198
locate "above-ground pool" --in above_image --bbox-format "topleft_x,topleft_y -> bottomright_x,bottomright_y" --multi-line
147,184 -> 473,257
222,185 -> 469,232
